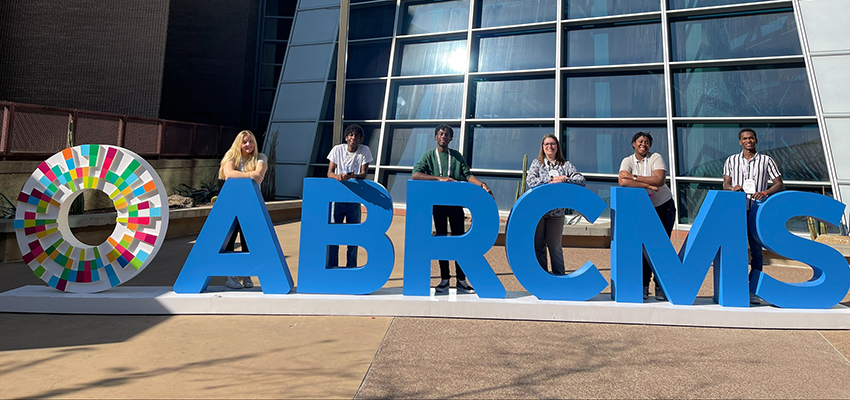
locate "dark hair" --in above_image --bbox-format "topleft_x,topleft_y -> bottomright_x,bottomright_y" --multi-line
631,132 -> 653,147
434,124 -> 454,138
738,128 -> 758,140
537,134 -> 566,166
343,124 -> 364,141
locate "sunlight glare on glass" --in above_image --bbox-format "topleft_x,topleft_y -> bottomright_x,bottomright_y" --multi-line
447,48 -> 468,73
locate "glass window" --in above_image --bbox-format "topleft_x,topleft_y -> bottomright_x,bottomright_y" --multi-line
675,182 -> 833,230
384,126 -> 460,166
398,40 -> 468,76
350,4 -> 396,40
783,185 -> 839,234
675,124 -> 828,181
282,44 -> 334,81
324,82 -> 387,120
467,126 -> 552,170
265,18 -> 294,40
267,0 -> 297,16
260,65 -> 283,87
314,124 -> 336,164
257,113 -> 271,135
670,12 -> 801,61
272,82 -> 325,120
348,42 -> 392,79
268,122 -> 318,163
564,126 -> 668,174
669,0 -> 768,10
259,89 -> 276,112
672,65 -> 815,117
566,0 -> 659,19
384,171 -> 413,204
402,0 -> 470,35
263,43 -> 288,64
564,72 -> 665,118
676,181 -> 722,224
388,172 -> 521,211
290,8 -> 340,44
477,175 -> 521,211
313,124 -> 382,164
473,78 -> 555,118
566,23 -> 662,67
477,31 -> 556,72
584,180 -> 617,219
393,82 -> 464,119
480,0 -> 557,28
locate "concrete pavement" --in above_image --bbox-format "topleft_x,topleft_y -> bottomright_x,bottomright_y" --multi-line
1,216 -> 848,399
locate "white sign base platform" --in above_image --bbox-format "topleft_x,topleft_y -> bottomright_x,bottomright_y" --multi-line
1,285 -> 847,330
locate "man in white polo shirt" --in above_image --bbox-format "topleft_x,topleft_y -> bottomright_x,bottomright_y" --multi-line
326,124 -> 373,268
723,128 -> 784,305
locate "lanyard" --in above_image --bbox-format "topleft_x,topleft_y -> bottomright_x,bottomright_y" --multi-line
633,155 -> 650,177
435,148 -> 452,178
740,154 -> 756,180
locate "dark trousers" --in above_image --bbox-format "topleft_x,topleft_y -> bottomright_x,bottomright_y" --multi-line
747,209 -> 764,285
535,215 -> 566,275
434,205 -> 466,281
644,199 -> 676,288
328,202 -> 361,267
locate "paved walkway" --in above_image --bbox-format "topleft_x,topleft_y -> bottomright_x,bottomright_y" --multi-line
1,217 -> 848,399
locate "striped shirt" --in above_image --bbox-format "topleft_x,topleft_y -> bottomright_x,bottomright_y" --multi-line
723,151 -> 781,209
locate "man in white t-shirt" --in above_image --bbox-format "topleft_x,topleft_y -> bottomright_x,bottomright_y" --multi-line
326,124 -> 374,267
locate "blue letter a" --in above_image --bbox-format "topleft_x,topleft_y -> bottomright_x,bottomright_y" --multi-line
404,181 -> 503,298
610,188 -> 749,306
297,178 -> 395,295
173,179 -> 294,294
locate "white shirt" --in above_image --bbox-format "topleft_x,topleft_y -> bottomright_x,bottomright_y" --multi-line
723,151 -> 781,209
327,144 -> 373,175
237,153 -> 267,172
619,152 -> 674,208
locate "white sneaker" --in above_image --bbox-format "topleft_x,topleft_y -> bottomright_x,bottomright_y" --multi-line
242,276 -> 254,289
225,276 -> 243,289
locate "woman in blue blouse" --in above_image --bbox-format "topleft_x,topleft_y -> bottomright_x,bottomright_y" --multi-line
525,134 -> 586,275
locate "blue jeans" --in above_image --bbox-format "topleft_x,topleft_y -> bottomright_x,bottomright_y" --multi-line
327,202 -> 361,267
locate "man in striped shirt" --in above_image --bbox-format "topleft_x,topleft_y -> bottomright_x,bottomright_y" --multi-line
723,128 -> 784,305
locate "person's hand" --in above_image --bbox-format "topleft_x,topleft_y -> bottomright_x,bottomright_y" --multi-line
619,171 -> 635,180
751,191 -> 767,201
550,175 -> 567,183
437,177 -> 456,182
732,185 -> 743,192
648,185 -> 659,192
481,183 -> 494,198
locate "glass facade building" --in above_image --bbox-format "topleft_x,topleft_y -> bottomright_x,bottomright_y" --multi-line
267,0 -> 850,230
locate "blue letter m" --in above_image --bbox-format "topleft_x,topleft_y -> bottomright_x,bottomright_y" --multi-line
611,188 -> 749,307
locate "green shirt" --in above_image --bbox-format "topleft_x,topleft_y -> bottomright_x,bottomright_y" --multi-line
412,148 -> 472,181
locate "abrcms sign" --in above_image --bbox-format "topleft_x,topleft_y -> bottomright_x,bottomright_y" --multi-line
15,146 -> 850,310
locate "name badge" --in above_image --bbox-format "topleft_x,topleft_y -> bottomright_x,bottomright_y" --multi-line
548,170 -> 559,179
743,179 -> 756,194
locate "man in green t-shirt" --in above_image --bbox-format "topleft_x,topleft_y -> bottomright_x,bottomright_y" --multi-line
412,124 -> 493,295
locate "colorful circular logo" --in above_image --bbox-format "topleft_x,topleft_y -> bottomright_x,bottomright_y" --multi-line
14,145 -> 169,293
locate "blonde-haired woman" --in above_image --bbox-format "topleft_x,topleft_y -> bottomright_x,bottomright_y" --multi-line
219,130 -> 268,289
525,134 -> 585,275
